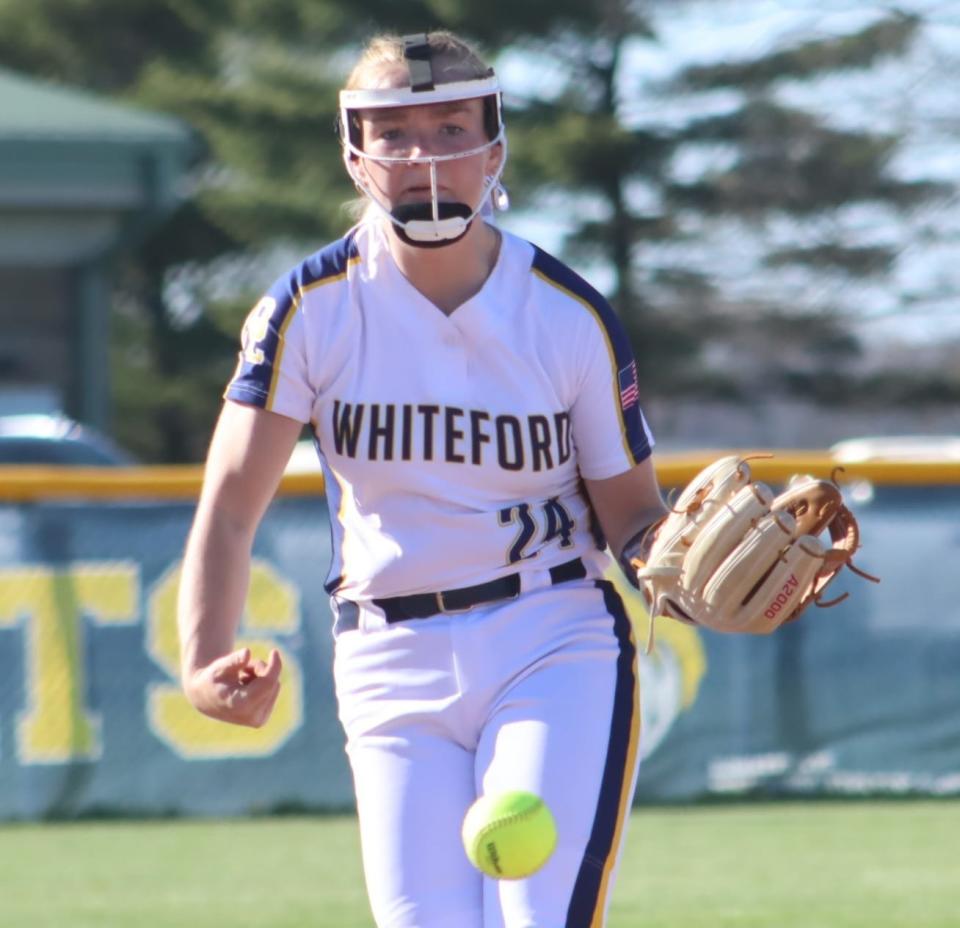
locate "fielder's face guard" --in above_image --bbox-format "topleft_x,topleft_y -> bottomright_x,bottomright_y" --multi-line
338,33 -> 509,247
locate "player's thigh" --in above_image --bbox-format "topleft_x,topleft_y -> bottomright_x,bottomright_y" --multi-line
335,625 -> 483,928
478,583 -> 640,928
348,727 -> 482,928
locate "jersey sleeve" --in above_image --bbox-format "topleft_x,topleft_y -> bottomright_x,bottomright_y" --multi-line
570,306 -> 653,480
223,272 -> 314,423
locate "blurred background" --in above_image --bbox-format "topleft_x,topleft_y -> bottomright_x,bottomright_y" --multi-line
0,0 -> 958,859
0,0 -> 958,456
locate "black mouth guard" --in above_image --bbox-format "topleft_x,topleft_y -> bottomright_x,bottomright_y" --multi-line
390,201 -> 474,248
392,202 -> 472,222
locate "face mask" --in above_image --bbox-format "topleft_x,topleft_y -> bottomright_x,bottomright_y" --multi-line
338,36 -> 509,248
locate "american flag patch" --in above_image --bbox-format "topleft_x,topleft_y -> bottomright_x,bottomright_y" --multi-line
618,360 -> 639,410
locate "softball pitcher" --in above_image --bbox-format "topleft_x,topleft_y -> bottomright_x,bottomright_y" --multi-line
178,30 -> 668,928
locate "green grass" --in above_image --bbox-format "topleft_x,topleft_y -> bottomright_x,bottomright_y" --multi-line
0,801 -> 956,927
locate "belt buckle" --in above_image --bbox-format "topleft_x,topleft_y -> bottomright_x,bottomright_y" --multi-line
435,590 -> 472,615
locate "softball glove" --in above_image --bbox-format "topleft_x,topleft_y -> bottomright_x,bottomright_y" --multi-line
627,455 -> 879,652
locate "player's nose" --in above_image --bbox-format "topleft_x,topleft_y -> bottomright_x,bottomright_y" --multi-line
405,136 -> 434,159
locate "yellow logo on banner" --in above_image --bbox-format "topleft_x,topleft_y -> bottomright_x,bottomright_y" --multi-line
0,559 -> 305,764
603,564 -> 707,760
146,560 -> 304,759
0,564 -> 139,763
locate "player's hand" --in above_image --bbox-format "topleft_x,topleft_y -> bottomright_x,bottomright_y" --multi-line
182,647 -> 283,729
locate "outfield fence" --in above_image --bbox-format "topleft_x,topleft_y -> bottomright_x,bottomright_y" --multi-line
0,455 -> 957,819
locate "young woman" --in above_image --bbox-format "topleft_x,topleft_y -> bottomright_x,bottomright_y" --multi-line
178,30 -> 668,928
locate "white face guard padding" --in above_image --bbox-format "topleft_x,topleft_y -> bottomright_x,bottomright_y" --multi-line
338,34 -> 509,248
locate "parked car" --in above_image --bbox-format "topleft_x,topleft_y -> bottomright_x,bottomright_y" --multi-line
0,414 -> 136,466
830,435 -> 960,463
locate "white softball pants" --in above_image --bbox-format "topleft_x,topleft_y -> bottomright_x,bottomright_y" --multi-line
333,578 -> 641,928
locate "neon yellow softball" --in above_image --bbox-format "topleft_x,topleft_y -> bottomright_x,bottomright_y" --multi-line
461,790 -> 558,880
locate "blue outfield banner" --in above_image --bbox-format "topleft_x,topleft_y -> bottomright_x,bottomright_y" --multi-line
0,482 -> 958,819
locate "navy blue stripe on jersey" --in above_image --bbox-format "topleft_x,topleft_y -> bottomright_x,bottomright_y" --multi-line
225,231 -> 360,409
531,246 -> 650,467
319,452 -> 347,596
566,580 -> 640,928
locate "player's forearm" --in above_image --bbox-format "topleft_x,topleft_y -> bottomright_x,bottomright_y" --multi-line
611,506 -> 670,563
583,459 -> 668,561
177,506 -> 254,684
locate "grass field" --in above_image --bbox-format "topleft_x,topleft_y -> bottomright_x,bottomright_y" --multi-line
1,800 -> 956,927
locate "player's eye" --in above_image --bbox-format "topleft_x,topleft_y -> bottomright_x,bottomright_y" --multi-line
440,124 -> 466,136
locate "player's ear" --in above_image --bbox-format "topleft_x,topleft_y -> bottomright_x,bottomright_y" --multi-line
485,140 -> 504,176
347,154 -> 369,190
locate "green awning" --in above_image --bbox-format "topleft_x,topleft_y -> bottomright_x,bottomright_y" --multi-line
0,68 -> 199,428
0,67 -> 189,144
0,67 -> 197,264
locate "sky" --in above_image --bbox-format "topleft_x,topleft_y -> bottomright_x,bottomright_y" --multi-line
497,0 -> 960,347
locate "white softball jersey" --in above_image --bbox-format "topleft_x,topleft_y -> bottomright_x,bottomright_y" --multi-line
226,220 -> 653,613
226,218 -> 651,927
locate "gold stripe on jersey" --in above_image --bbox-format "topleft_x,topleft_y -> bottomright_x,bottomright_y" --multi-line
265,255 -> 361,411
531,268 -> 636,465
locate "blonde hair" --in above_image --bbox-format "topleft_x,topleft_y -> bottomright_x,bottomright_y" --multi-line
345,31 -> 492,91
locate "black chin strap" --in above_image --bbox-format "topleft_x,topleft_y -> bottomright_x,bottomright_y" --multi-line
403,34 -> 435,92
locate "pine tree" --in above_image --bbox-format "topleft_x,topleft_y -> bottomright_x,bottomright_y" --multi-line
1,1 -> 955,455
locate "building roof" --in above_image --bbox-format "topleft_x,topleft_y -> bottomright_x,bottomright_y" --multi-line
0,68 -> 197,265
0,67 -> 190,145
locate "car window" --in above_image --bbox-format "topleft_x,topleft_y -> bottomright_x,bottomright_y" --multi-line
0,438 -> 123,466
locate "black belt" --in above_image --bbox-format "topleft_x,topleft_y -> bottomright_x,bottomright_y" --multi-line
372,557 -> 587,623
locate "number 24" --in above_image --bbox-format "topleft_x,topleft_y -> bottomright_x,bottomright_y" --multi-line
498,498 -> 575,563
